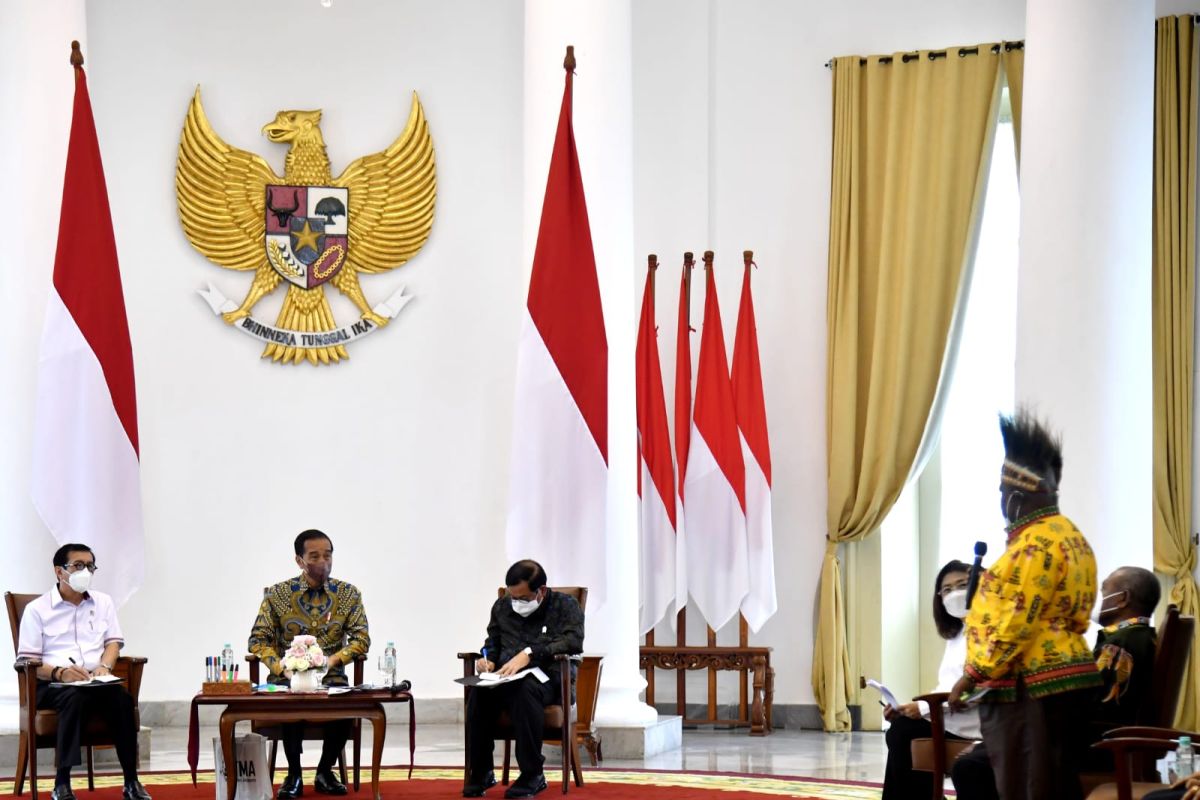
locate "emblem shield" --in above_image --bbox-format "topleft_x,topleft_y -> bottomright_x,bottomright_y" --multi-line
264,185 -> 349,289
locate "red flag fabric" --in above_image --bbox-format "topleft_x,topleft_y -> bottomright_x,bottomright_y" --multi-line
506,62 -> 608,599
732,261 -> 777,632
31,59 -> 144,606
683,264 -> 748,630
637,265 -> 679,633
674,263 -> 693,499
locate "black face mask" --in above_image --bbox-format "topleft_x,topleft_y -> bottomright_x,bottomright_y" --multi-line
302,563 -> 330,584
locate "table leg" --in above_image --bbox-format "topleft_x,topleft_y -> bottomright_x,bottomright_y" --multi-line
750,655 -> 766,737
219,711 -> 239,800
370,707 -> 386,800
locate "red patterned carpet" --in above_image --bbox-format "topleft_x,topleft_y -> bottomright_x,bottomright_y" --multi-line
0,767 -> 885,800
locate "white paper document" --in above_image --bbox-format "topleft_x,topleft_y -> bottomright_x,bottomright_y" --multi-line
51,674 -> 122,688
863,678 -> 902,710
457,667 -> 549,688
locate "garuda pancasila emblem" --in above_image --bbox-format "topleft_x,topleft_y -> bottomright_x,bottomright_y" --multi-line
176,88 -> 436,365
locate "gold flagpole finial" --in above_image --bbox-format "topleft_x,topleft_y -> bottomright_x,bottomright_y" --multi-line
70,40 -> 84,67
564,45 -> 576,72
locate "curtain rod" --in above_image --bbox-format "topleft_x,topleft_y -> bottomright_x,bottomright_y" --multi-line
824,40 -> 1024,69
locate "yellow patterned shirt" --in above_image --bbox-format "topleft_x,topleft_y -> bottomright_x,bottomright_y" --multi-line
964,511 -> 1102,701
248,576 -> 370,685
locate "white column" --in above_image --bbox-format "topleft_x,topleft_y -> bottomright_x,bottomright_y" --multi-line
1015,0 -> 1154,580
524,0 -> 657,727
0,0 -> 88,701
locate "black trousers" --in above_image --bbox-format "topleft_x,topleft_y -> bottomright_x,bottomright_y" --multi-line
36,683 -> 139,779
950,742 -> 1000,800
978,687 -> 1092,800
466,676 -> 557,782
280,720 -> 351,774
881,714 -> 968,800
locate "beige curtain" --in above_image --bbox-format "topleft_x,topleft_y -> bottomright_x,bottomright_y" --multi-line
1153,14 -> 1200,730
814,47 -> 1002,732
1001,44 -> 1024,162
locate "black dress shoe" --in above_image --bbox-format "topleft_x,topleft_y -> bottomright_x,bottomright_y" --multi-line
313,770 -> 347,796
122,780 -> 152,800
51,785 -> 76,800
277,774 -> 303,800
462,772 -> 498,797
503,774 -> 547,799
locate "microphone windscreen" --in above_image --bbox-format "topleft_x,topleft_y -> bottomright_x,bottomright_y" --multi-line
974,540 -> 988,557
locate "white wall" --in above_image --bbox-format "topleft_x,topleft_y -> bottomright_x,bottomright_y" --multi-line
1,0 -> 1030,713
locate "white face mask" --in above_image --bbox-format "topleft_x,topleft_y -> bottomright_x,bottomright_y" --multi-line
1091,591 -> 1124,625
511,592 -> 543,617
942,589 -> 969,619
63,568 -> 92,594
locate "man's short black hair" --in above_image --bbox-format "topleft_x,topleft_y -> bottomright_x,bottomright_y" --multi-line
505,559 -> 547,591
294,529 -> 333,557
1113,566 -> 1161,617
52,543 -> 94,569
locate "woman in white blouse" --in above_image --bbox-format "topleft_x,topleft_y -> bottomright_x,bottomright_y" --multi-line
881,559 -> 981,800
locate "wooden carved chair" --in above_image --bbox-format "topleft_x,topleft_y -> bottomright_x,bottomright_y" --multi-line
6,591 -> 148,800
458,586 -> 588,794
1084,605 -> 1197,800
574,655 -> 604,767
244,587 -> 366,789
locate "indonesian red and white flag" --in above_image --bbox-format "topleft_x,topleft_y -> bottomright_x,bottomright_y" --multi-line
683,265 -> 748,630
31,61 -> 144,607
506,62 -> 608,599
732,262 -> 776,632
672,261 -> 693,621
637,265 -> 678,634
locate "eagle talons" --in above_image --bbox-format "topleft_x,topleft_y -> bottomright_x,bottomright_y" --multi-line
364,311 -> 389,328
222,308 -> 251,325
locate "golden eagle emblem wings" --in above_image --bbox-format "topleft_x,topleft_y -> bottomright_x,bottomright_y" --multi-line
176,88 -> 436,365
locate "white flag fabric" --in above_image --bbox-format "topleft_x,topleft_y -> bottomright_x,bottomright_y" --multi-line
505,61 -> 609,599
31,60 -> 144,606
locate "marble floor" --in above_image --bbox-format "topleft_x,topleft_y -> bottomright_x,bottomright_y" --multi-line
0,724 -> 889,784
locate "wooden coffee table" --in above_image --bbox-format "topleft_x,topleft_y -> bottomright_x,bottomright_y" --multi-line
187,689 -> 415,800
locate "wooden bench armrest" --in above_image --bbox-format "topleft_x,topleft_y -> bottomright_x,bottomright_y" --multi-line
1102,726 -> 1199,741
12,657 -> 42,673
914,692 -> 950,705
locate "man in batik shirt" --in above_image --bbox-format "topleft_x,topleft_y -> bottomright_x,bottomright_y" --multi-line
249,529 -> 370,799
949,410 -> 1102,800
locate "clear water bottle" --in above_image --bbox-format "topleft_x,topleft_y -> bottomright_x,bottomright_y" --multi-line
380,641 -> 397,687
1177,735 -> 1195,781
221,642 -> 234,675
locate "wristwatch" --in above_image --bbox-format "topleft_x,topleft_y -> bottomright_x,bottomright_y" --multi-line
522,647 -> 532,656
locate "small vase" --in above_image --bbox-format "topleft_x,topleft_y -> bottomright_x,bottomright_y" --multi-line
290,669 -> 322,693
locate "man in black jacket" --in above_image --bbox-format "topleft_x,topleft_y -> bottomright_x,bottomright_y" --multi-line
464,560 -> 584,799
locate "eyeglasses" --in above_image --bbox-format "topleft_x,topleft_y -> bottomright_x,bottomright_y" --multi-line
939,580 -> 969,597
63,561 -> 98,574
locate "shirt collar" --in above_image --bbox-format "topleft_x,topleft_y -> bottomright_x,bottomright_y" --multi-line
50,585 -> 91,607
297,574 -> 333,594
1103,616 -> 1153,633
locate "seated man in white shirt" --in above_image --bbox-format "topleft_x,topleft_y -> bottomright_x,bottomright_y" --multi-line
16,544 -> 150,800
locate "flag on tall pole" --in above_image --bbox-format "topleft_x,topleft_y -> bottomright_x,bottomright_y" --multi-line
732,252 -> 776,632
637,256 -> 678,634
673,253 -> 695,619
684,252 -> 748,630
31,42 -> 144,606
506,46 -> 608,598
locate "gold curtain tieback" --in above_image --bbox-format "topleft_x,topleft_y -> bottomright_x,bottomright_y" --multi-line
825,538 -> 840,556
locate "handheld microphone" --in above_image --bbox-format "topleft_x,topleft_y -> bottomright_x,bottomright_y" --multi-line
966,541 -> 988,609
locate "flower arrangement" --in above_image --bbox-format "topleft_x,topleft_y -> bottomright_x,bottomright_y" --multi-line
281,635 -> 328,673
